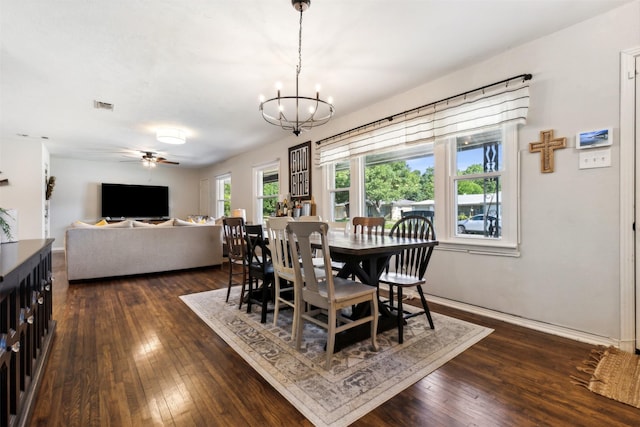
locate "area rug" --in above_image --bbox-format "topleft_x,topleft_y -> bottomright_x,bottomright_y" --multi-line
180,288 -> 493,427
572,346 -> 640,408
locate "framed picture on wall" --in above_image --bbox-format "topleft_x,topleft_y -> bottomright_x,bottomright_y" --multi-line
289,140 -> 311,199
576,127 -> 612,149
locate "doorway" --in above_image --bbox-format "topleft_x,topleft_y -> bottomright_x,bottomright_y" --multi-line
621,48 -> 639,353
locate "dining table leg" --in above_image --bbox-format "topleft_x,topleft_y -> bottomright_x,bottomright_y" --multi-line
331,254 -> 400,351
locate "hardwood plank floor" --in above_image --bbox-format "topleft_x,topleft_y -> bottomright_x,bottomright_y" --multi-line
28,253 -> 639,426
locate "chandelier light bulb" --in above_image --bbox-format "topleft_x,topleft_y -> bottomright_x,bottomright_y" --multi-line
275,82 -> 283,90
327,96 -> 334,104
259,94 -> 265,102
309,106 -> 316,114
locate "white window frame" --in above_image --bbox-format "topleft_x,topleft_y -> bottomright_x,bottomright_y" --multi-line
322,124 -> 520,256
215,173 -> 231,218
253,160 -> 280,225
324,159 -> 359,222
440,125 -> 519,255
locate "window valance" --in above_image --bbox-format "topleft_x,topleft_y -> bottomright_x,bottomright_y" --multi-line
316,75 -> 531,167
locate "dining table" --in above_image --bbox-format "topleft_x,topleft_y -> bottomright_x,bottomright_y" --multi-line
311,229 -> 439,351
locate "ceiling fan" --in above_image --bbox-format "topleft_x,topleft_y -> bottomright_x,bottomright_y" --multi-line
139,151 -> 179,167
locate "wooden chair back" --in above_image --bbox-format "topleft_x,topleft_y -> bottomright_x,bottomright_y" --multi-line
265,217 -> 296,282
223,217 -> 247,265
286,221 -> 334,304
387,214 -> 436,280
352,216 -> 385,236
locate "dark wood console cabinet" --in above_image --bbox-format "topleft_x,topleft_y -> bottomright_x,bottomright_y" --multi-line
0,239 -> 55,427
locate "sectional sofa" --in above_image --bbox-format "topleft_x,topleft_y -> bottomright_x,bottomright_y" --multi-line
65,219 -> 224,281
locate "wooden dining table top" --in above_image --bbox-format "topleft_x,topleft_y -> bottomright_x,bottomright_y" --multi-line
310,229 -> 439,256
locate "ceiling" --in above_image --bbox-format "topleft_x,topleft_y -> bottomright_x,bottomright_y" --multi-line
0,0 -> 630,168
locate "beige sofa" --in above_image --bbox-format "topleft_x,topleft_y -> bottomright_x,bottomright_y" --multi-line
65,221 -> 224,281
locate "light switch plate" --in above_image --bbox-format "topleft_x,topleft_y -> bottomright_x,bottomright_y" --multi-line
579,148 -> 611,169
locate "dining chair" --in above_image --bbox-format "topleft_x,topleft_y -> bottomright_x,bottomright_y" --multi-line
352,216 -> 385,236
298,215 -> 322,221
298,215 -> 325,267
245,224 -> 275,323
222,217 -> 249,307
265,217 -> 298,337
286,221 -> 379,370
379,214 -> 436,344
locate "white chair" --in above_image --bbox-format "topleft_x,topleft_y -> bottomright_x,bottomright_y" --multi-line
265,217 -> 298,338
286,221 -> 379,369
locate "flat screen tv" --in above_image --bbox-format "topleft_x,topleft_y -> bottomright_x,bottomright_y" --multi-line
101,183 -> 169,219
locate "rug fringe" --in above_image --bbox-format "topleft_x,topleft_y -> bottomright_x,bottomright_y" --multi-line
571,345 -> 611,389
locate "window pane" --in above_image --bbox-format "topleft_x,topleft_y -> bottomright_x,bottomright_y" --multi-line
364,147 -> 434,221
262,168 -> 279,219
456,129 -> 502,174
456,177 -> 501,237
223,181 -> 231,216
334,161 -> 350,188
332,161 -> 350,222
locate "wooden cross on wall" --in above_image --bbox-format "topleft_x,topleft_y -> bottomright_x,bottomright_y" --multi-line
529,129 -> 566,173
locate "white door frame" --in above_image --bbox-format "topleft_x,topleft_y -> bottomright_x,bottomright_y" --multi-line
620,46 -> 640,353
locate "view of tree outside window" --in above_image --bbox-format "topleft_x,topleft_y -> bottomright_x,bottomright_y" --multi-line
332,161 -> 350,222
363,146 -> 435,223
216,174 -> 231,217
260,168 -> 279,219
326,126 -> 509,240
454,129 -> 503,238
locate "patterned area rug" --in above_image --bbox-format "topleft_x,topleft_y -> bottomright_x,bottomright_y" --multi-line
180,288 -> 493,427
573,346 -> 640,408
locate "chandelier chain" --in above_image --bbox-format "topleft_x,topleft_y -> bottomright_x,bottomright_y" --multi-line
297,8 -> 303,77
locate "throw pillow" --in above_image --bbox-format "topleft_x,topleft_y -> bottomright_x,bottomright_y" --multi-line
102,220 -> 132,228
132,220 -> 156,228
94,219 -> 108,226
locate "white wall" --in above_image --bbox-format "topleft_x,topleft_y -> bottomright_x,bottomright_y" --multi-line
0,138 -> 49,240
49,157 -> 202,250
199,1 -> 640,343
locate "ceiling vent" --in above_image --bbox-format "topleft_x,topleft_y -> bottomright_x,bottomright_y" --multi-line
93,100 -> 114,111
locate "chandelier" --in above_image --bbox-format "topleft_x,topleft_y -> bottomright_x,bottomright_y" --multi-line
259,0 -> 334,136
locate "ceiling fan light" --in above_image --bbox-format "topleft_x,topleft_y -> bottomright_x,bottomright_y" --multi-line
156,128 -> 186,145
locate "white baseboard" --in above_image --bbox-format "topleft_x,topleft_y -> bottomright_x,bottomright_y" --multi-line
426,294 -> 619,348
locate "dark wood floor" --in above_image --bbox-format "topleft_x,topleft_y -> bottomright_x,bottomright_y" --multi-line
28,253 -> 639,426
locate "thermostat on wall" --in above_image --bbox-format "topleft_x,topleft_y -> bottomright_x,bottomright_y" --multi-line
576,127 -> 612,149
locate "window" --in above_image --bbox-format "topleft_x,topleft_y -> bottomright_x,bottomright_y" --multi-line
254,162 -> 279,224
215,174 -> 231,217
328,160 -> 350,222
324,124 -> 519,251
363,145 -> 434,221
318,79 -> 527,252
448,125 -> 518,249
453,129 -> 502,238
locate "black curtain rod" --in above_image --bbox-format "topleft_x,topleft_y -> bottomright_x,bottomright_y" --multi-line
315,73 -> 533,146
